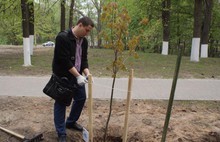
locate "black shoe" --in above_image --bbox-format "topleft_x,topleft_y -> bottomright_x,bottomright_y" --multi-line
66,122 -> 83,131
58,135 -> 66,142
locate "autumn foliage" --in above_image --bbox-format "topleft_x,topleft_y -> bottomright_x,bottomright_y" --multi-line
100,2 -> 140,77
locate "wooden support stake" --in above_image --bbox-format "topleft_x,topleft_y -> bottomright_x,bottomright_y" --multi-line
88,74 -> 93,142
122,69 -> 134,142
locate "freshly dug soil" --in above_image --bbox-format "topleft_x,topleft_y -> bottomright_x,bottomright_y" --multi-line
0,96 -> 220,142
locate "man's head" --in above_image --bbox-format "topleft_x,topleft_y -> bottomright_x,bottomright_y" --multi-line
73,16 -> 94,38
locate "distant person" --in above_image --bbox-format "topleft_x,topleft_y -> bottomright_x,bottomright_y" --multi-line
52,16 -> 94,142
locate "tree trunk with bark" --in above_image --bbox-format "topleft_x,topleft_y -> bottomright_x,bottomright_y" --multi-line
28,0 -> 34,55
201,0 -> 213,58
190,0 -> 202,62
161,0 -> 171,55
92,0 -> 103,48
61,0 -> 66,31
21,0 -> 31,66
69,0 -> 74,28
97,7 -> 102,48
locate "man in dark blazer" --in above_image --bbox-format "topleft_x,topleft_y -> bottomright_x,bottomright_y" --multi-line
52,16 -> 94,142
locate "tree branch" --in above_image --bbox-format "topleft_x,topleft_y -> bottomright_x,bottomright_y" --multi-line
73,8 -> 98,30
73,8 -> 85,17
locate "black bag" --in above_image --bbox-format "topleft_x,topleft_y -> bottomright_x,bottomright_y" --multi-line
43,74 -> 75,106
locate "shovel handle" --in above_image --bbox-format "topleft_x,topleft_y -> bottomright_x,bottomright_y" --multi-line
0,126 -> 25,139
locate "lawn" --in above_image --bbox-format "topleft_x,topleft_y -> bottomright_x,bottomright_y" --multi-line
0,46 -> 219,79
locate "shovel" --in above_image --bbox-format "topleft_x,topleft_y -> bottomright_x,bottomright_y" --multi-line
0,126 -> 43,142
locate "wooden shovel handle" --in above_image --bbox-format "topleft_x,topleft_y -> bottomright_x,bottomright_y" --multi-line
0,126 -> 25,139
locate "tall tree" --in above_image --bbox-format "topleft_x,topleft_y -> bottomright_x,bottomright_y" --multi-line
69,0 -> 74,28
91,0 -> 104,48
190,0 -> 202,62
21,0 -> 31,66
201,0 -> 213,58
88,2 -> 94,48
161,0 -> 171,55
130,0 -> 162,52
28,0 -> 34,55
61,0 -> 65,31
208,0 -> 220,57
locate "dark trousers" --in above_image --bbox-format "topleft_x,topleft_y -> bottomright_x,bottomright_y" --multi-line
54,85 -> 86,136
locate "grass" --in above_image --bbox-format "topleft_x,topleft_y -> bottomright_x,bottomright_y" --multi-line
0,46 -> 219,78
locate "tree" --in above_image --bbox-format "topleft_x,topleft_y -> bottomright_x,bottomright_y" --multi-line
201,0 -> 213,58
209,0 -> 220,57
100,2 -> 140,141
21,0 -> 31,66
190,0 -> 202,62
86,1 -> 96,48
60,0 -> 65,31
28,0 -> 34,55
161,0 -> 171,55
69,0 -> 74,28
34,1 -> 60,43
130,0 -> 162,52
91,0 -> 104,48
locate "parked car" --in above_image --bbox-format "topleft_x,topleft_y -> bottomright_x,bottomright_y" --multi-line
42,41 -> 55,47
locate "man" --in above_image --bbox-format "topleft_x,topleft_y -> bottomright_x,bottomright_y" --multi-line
52,16 -> 94,142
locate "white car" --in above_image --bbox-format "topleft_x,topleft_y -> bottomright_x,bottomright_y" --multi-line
42,41 -> 55,47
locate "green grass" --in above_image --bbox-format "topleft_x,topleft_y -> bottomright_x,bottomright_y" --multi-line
0,47 -> 219,78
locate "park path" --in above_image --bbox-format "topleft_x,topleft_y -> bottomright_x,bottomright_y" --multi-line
0,76 -> 220,100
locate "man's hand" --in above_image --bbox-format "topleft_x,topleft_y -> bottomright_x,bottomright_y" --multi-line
76,75 -> 88,86
86,75 -> 94,83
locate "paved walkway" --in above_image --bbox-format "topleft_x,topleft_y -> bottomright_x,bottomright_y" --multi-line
0,76 -> 220,100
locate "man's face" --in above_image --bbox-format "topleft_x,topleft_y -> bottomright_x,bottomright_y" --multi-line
78,23 -> 93,37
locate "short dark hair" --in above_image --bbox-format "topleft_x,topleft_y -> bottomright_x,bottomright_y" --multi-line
77,16 -> 94,27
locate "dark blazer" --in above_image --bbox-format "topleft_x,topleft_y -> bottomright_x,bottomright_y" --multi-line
52,28 -> 89,79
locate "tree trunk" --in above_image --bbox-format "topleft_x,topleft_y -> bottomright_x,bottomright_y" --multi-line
21,0 -> 31,66
190,0 -> 202,62
201,0 -> 213,58
161,0 -> 171,55
28,0 -> 34,55
92,0 -> 103,48
97,7 -> 102,48
69,0 -> 74,28
61,0 -> 66,31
